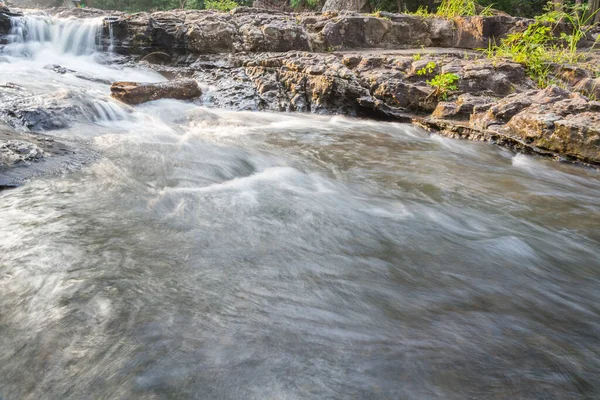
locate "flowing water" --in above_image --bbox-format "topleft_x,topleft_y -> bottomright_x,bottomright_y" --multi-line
1,13 -> 600,400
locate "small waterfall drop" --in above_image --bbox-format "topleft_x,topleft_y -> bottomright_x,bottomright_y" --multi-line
5,14 -> 103,56
106,18 -> 116,54
92,99 -> 130,123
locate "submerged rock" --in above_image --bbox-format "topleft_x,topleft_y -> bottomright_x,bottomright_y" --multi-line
0,139 -> 45,168
0,125 -> 96,189
110,79 -> 202,105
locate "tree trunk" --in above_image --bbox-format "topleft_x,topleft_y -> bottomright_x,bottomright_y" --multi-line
591,0 -> 600,24
397,0 -> 404,12
322,0 -> 371,12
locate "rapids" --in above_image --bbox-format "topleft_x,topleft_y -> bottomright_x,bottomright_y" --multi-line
1,12 -> 600,400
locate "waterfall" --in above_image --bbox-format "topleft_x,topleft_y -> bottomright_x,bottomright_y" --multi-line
5,14 -> 104,56
92,99 -> 130,122
108,20 -> 114,54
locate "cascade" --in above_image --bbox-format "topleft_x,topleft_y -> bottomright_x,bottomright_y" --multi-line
5,14 -> 103,56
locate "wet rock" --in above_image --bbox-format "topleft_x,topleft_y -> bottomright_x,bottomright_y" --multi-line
0,9 -> 11,39
110,79 -> 202,105
44,64 -> 74,74
0,139 -> 45,168
0,87 -> 125,131
140,52 -> 172,65
0,125 -> 97,188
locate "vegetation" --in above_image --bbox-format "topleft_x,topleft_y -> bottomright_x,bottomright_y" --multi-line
205,0 -> 238,10
436,0 -> 477,18
484,3 -> 600,87
427,72 -> 459,100
416,61 -> 437,75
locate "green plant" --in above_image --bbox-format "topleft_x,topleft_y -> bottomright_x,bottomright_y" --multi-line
414,5 -> 430,17
437,0 -> 477,18
427,73 -> 460,100
483,3 -> 600,88
412,53 -> 422,61
417,61 -> 437,76
205,0 -> 238,11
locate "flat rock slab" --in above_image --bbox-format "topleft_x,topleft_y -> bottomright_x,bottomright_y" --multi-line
110,79 -> 202,105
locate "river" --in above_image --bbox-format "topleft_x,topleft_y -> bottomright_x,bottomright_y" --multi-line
1,12 -> 600,400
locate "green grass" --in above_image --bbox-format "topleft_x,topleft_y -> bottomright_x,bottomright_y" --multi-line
204,0 -> 238,11
482,3 -> 600,88
436,0 -> 477,18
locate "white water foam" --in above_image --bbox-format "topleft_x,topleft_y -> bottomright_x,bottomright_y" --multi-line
6,14 -> 103,57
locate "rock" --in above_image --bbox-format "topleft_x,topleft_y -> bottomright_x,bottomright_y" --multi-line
0,125 -> 97,188
0,139 -> 45,168
101,9 -> 538,56
44,64 -> 73,74
423,86 -> 600,164
432,94 -> 496,119
472,86 -> 569,130
110,79 -> 202,105
504,91 -> 600,162
140,52 -> 172,65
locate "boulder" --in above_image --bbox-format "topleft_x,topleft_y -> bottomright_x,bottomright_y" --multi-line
110,79 -> 202,105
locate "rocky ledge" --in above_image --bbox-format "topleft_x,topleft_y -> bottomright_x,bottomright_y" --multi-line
421,86 -> 600,164
62,7 -> 538,55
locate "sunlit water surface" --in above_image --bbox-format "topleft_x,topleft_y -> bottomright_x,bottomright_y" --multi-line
1,12 -> 600,400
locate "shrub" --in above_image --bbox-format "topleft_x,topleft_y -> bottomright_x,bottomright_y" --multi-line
436,0 -> 477,18
205,0 -> 238,11
483,4 -> 600,88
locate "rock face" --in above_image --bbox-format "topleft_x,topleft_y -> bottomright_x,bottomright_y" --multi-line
423,86 -> 600,164
110,79 -> 202,105
86,8 -> 533,56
